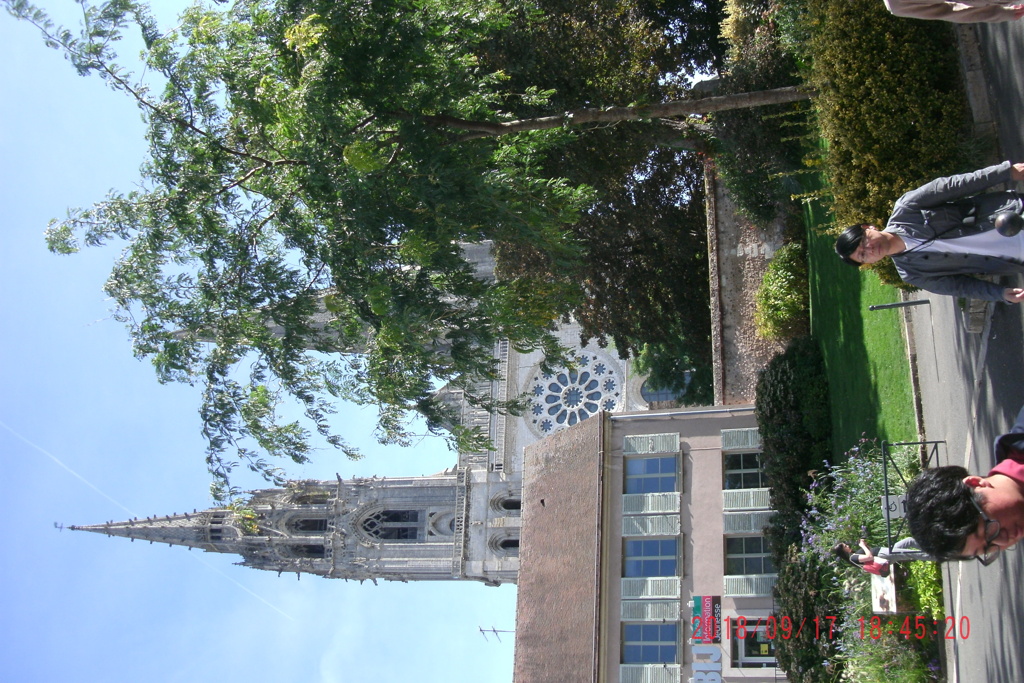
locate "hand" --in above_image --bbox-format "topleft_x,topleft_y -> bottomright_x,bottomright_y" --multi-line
1003,288 -> 1024,303
1011,162 -> 1024,181
1013,4 -> 1024,20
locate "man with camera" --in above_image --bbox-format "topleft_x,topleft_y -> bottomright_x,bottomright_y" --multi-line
885,0 -> 1024,23
834,161 -> 1024,303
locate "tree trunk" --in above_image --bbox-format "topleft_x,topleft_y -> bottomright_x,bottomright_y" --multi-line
407,86 -> 815,141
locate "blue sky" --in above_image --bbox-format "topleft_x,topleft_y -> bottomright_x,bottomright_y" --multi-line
0,4 -> 516,681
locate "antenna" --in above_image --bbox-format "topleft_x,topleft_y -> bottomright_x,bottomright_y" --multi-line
479,626 -> 514,643
53,522 -> 64,532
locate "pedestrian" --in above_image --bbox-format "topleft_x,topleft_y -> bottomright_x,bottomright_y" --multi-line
885,0 -> 1024,23
833,540 -> 891,577
834,161 -> 1024,303
905,403 -> 1024,561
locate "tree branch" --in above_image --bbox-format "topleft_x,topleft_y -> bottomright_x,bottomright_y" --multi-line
387,86 -> 815,141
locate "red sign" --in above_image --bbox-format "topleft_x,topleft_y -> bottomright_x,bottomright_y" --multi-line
691,595 -> 721,643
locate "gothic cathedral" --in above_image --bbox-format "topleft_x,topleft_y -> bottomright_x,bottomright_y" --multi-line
72,244 -> 653,585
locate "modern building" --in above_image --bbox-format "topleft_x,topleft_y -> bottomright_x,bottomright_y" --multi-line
514,405 -> 779,683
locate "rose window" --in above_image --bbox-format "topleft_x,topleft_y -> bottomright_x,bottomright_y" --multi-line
528,354 -> 620,435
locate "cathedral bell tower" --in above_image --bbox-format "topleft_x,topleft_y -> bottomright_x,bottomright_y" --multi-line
72,469 -> 517,584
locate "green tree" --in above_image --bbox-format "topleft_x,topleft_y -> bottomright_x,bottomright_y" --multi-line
481,4 -> 717,387
7,0 -> 811,497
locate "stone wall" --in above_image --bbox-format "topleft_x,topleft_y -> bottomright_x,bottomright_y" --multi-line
705,161 -> 787,404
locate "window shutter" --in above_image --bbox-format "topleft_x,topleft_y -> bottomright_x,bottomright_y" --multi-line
623,492 -> 681,515
622,515 -> 680,536
720,427 -> 761,451
621,577 -> 680,599
619,665 -> 681,683
723,511 -> 772,533
722,488 -> 771,511
620,600 -> 680,621
623,433 -> 679,455
724,574 -> 777,597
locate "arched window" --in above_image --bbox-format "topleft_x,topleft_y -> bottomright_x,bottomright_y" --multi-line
640,373 -> 691,405
362,510 -> 421,541
292,518 -> 328,533
489,533 -> 520,556
490,494 -> 522,515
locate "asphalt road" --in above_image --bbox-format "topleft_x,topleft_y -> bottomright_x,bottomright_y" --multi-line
902,19 -> 1024,683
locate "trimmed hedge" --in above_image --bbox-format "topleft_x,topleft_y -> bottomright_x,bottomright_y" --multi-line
754,335 -> 831,562
805,0 -> 973,230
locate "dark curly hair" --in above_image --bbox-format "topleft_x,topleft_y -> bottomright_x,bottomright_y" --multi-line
906,466 -> 980,560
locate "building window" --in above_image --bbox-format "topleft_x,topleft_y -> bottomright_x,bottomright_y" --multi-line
726,537 -> 775,575
724,452 -> 766,489
292,518 -> 328,533
731,620 -> 777,668
624,538 -> 677,577
625,456 -> 677,494
526,353 -> 620,436
491,495 -> 522,515
362,510 -> 421,541
498,538 -> 520,557
640,375 -> 690,403
622,623 -> 678,664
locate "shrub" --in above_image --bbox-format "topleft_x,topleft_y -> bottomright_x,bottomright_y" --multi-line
754,336 -> 831,563
907,560 -> 944,621
805,0 -> 974,229
755,242 -> 809,339
772,546 -> 845,683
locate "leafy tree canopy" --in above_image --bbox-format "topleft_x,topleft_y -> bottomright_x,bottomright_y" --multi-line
6,0 -> 805,498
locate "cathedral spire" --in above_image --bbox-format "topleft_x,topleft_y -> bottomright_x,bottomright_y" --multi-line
70,472 -> 517,584
70,512 -> 210,549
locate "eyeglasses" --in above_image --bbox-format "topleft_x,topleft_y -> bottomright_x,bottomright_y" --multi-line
969,497 -> 1002,566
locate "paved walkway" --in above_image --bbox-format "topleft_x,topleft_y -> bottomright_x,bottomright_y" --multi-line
902,21 -> 1024,683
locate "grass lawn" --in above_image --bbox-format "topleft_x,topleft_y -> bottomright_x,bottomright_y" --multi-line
804,198 -> 918,457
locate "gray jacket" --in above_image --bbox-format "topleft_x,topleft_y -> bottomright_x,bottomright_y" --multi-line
886,161 -> 1024,301
884,0 -> 1023,24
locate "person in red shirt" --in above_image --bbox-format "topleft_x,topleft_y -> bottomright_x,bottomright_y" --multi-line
833,540 -> 891,577
906,405 -> 1024,562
